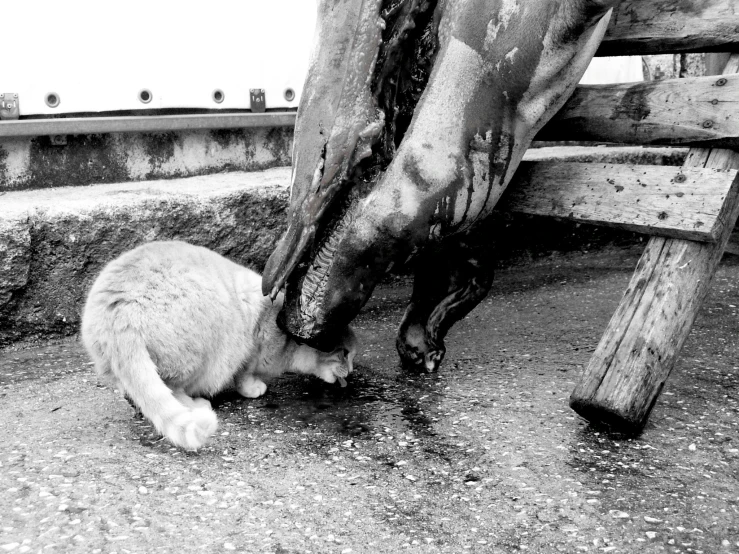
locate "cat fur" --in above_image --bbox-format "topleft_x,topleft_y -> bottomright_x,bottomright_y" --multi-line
81,241 -> 356,450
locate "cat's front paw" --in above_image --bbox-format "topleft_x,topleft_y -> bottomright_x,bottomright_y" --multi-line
237,375 -> 268,398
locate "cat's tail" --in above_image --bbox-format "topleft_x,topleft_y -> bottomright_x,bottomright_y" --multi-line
110,331 -> 218,450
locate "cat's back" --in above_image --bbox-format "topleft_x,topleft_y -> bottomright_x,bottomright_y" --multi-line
82,241 -> 265,394
82,241 -> 260,337
89,241 -> 235,295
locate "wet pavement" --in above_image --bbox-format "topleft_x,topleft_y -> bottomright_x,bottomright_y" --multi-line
1,246 -> 738,553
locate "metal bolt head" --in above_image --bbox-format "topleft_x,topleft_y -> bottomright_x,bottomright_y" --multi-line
138,89 -> 152,104
716,78 -> 727,86
702,120 -> 714,129
50,135 -> 67,146
674,174 -> 687,183
45,92 -> 60,108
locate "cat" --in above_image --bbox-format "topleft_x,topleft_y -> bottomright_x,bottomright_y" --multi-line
81,240 -> 356,451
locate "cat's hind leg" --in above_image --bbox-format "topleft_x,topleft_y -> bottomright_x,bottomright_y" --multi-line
162,389 -> 218,449
236,374 -> 268,398
104,332 -> 218,450
94,362 -> 144,417
173,390 -> 212,411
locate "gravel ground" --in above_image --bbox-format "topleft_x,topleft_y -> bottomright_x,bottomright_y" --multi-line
1,246 -> 738,554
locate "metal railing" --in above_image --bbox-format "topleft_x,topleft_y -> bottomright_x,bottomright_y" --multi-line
0,111 -> 297,138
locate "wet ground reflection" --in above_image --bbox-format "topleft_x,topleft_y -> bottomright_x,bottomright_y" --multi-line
210,365 -> 443,443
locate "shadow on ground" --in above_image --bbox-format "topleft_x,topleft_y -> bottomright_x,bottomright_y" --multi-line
1,246 -> 738,553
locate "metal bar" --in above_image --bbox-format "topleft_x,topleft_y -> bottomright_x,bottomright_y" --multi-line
0,112 -> 297,138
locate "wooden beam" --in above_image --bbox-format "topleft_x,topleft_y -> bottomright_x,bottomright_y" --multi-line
538,74 -> 739,148
600,0 -> 739,56
569,54 -> 739,433
499,162 -> 739,243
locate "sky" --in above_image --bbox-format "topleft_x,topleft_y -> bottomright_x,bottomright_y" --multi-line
6,0 -> 317,114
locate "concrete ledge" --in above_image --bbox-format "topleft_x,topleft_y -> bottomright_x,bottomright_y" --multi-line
0,146 -> 690,348
0,168 -> 291,347
0,127 -> 293,192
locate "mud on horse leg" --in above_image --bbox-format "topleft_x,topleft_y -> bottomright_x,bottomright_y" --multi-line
397,235 -> 496,372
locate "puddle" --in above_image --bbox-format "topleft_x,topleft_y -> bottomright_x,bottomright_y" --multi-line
211,365 -> 444,441
0,332 -> 446,450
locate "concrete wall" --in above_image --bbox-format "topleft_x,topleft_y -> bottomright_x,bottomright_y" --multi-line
0,127 -> 293,191
0,170 -> 291,347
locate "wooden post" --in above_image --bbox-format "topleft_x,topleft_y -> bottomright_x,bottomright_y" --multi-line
570,54 -> 739,432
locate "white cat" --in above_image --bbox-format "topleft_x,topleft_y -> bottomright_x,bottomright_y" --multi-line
81,241 -> 356,450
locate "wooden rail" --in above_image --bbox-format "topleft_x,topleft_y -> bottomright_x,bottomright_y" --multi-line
538,74 -> 739,148
600,0 -> 739,55
569,54 -> 739,432
500,162 -> 739,243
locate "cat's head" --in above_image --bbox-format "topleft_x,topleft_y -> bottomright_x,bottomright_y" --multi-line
314,326 -> 357,387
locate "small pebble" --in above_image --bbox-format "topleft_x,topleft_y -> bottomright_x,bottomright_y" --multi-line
138,486 -> 148,495
1,545 -> 20,552
223,543 -> 236,551
405,475 -> 416,482
688,444 -> 696,451
644,516 -> 662,523
609,510 -> 629,519
646,532 -> 657,539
